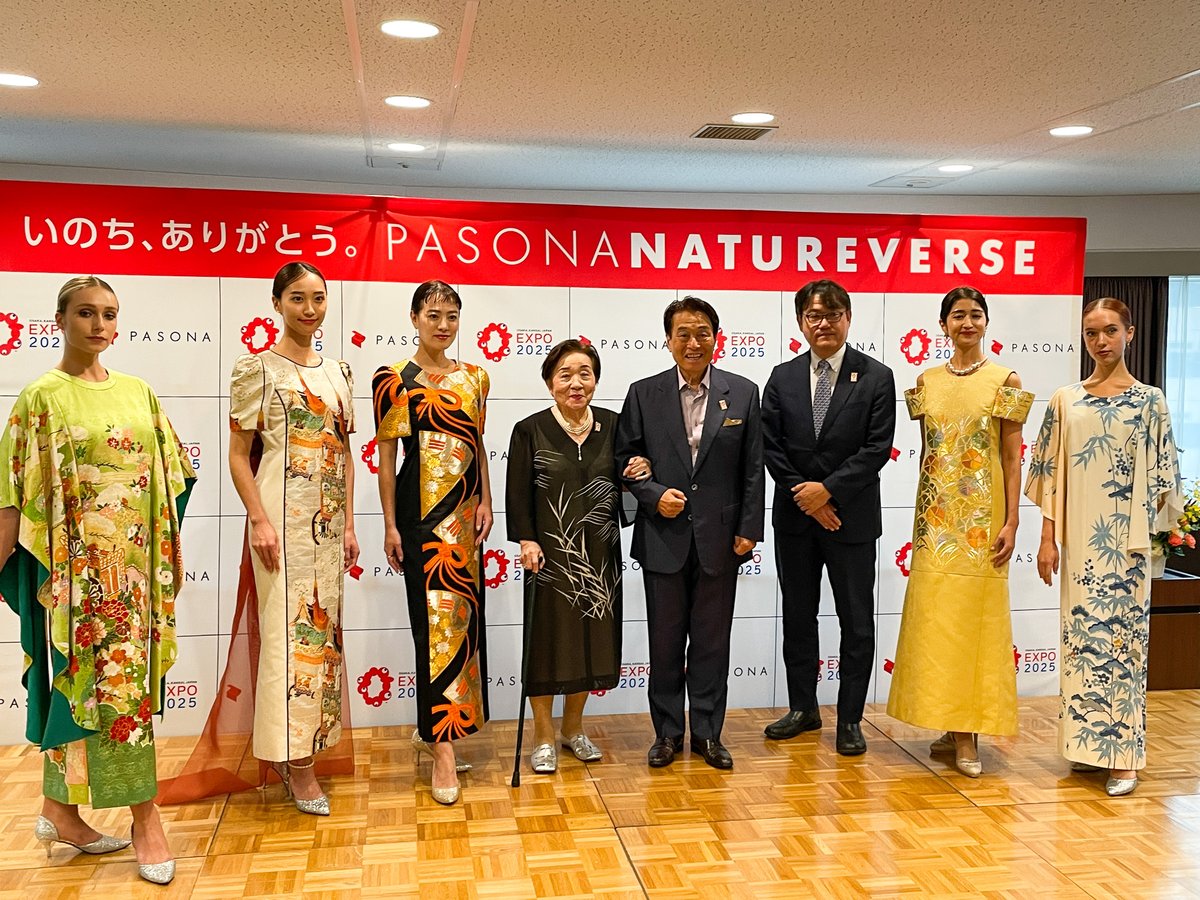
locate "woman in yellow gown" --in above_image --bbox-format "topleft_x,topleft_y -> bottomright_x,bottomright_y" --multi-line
886,287 -> 1033,776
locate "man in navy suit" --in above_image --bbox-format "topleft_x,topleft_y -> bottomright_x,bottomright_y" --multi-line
616,296 -> 764,770
762,280 -> 895,755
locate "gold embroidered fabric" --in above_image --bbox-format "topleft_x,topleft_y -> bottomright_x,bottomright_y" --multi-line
904,386 -> 925,420
991,385 -> 1034,424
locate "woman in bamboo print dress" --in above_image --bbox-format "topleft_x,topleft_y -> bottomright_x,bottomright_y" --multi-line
886,287 -> 1033,777
1025,298 -> 1180,796
0,277 -> 194,884
228,262 -> 358,815
373,280 -> 493,806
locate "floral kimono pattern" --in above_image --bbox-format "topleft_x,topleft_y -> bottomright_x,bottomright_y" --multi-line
1025,383 -> 1181,769
373,360 -> 490,743
0,370 -> 193,808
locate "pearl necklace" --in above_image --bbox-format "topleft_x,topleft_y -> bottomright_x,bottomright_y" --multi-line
946,357 -> 988,376
551,405 -> 592,435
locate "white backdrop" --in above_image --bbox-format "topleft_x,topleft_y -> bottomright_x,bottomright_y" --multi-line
0,183 -> 1085,742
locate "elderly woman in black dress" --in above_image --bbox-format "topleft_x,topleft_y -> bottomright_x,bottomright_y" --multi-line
506,340 -> 646,773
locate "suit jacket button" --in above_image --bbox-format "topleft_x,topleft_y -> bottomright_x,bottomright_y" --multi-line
691,484 -> 698,491
688,514 -> 693,521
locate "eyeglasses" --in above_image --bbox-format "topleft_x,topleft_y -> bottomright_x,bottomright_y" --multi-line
802,311 -> 845,325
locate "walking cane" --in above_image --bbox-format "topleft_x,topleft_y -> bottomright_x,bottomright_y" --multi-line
510,567 -> 537,787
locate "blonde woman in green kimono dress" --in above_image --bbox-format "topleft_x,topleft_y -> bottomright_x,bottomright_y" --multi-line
0,277 -> 193,884
1025,298 -> 1181,797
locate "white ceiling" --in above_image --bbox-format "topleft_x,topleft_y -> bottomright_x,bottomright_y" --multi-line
1,0 -> 1199,195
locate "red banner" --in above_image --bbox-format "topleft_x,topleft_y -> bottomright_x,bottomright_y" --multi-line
0,180 -> 1086,293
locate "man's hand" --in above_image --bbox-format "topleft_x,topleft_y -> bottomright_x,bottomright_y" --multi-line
808,503 -> 842,531
792,481 -> 831,514
733,536 -> 756,556
656,488 -> 687,518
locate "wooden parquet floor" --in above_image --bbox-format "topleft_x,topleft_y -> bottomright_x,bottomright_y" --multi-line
2,693 -> 1200,898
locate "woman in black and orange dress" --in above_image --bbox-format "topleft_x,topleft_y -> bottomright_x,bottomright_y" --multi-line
373,280 -> 492,805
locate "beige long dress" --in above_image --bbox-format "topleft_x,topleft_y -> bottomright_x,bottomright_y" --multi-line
230,351 -> 354,761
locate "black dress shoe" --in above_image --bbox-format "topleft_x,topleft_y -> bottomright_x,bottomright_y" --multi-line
647,736 -> 684,768
690,738 -> 734,770
764,709 -> 823,740
835,722 -> 867,756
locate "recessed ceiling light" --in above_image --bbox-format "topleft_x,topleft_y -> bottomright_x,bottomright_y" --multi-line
731,112 -> 774,125
385,95 -> 431,109
0,72 -> 38,88
938,164 -> 974,174
1049,125 -> 1094,137
380,20 -> 440,38
387,142 -> 425,153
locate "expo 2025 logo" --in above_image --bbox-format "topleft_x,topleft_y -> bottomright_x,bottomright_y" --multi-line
240,316 -> 279,354
360,437 -> 379,474
483,548 -> 510,589
477,322 -> 512,362
899,328 -> 931,365
894,541 -> 912,577
357,666 -> 393,706
0,312 -> 25,355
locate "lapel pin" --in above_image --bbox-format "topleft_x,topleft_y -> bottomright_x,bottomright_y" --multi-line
850,372 -> 858,383
719,399 -> 728,410
594,421 -> 601,431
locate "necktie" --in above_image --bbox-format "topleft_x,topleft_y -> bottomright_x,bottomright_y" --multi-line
813,359 -> 832,439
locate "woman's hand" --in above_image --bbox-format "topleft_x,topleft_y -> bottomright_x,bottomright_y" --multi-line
1037,538 -> 1059,586
475,502 -> 494,544
520,540 -> 545,573
991,522 -> 1017,568
250,519 -> 281,572
343,527 -> 360,573
384,526 -> 404,573
623,456 -> 652,481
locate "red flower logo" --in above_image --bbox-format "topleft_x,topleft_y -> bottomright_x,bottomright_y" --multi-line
109,715 -> 137,743
483,548 -> 510,589
240,317 -> 279,354
357,666 -> 393,707
900,328 -> 932,365
895,541 -> 913,577
137,696 -> 153,723
711,328 -> 728,363
0,312 -> 24,355
361,437 -> 379,474
476,322 -> 512,362
1013,645 -> 1021,671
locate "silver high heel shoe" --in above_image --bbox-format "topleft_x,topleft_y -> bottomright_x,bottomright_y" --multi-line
560,732 -> 603,762
411,732 -> 461,804
34,815 -> 131,858
411,730 -> 472,772
1106,775 -> 1138,796
279,759 -> 330,816
954,733 -> 982,778
130,823 -> 176,885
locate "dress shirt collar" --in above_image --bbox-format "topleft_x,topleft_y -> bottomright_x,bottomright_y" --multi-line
811,343 -> 848,377
677,366 -> 712,392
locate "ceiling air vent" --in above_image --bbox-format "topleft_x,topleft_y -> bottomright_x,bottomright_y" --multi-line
692,124 -> 776,141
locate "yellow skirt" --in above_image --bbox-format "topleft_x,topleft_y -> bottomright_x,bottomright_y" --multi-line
886,569 -> 1018,735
